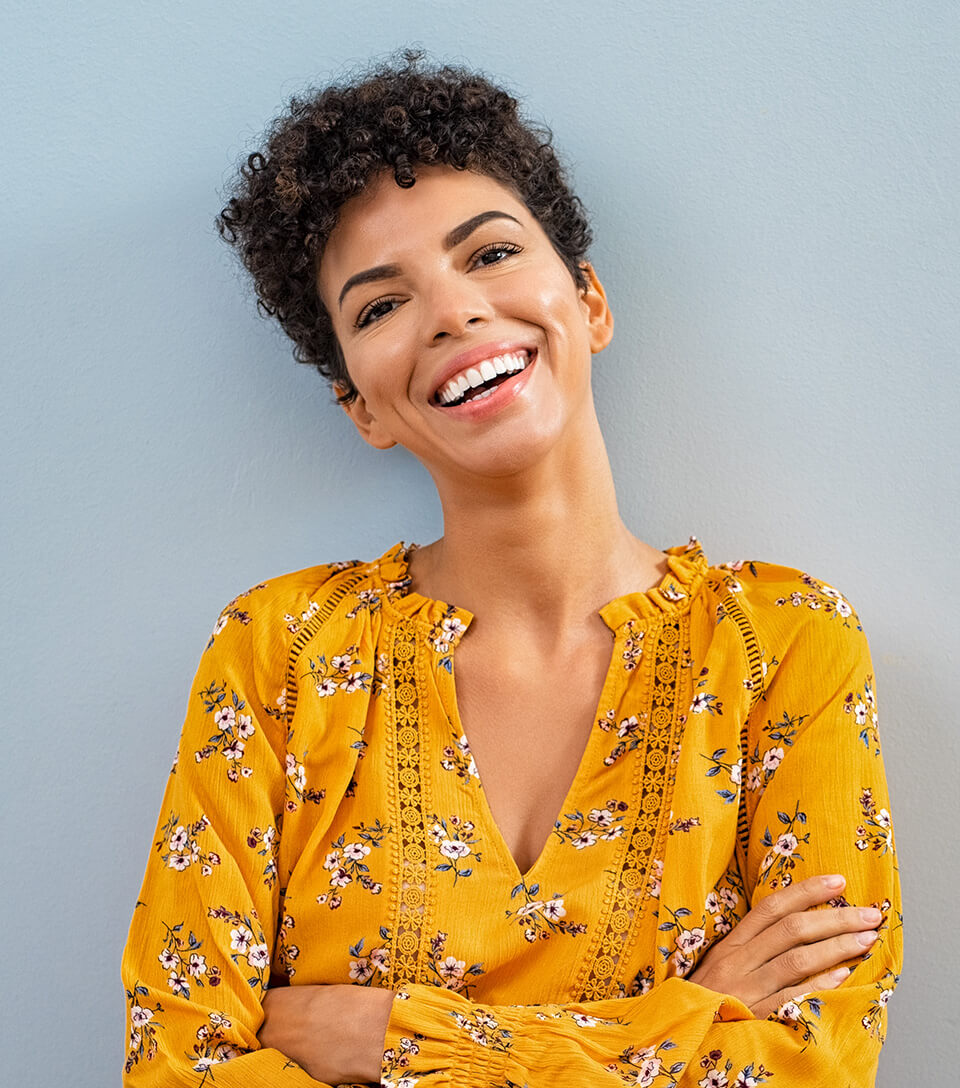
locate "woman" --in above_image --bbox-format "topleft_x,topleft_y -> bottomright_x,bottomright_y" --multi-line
122,56 -> 901,1087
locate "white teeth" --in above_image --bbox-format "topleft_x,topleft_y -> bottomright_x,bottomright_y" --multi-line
436,350 -> 531,406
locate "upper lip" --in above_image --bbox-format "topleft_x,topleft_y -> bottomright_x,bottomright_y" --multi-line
429,340 -> 537,402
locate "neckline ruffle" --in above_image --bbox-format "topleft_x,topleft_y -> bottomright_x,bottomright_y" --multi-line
375,537 -> 709,636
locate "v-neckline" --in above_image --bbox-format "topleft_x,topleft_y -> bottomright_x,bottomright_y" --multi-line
375,538 -> 710,880
442,627 -> 628,883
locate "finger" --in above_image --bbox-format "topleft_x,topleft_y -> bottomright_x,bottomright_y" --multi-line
723,874 -> 848,947
754,929 -> 877,1002
736,904 -> 882,972
752,965 -> 851,1020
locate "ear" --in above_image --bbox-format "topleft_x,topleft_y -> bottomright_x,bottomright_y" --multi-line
578,263 -> 614,354
335,386 -> 397,450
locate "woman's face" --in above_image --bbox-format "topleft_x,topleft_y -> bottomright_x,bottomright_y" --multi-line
317,165 -> 613,482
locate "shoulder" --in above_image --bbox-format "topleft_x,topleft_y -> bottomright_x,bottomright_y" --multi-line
705,555 -> 872,696
195,553 -> 388,695
205,557 -> 373,646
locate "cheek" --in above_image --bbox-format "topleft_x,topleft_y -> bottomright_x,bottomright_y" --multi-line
512,271 -> 587,347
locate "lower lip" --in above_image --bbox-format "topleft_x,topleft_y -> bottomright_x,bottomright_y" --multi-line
433,352 -> 538,422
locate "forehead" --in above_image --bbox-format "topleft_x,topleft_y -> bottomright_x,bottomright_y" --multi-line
318,166 -> 530,296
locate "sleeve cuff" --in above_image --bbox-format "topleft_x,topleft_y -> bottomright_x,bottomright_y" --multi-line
382,984 -> 510,1087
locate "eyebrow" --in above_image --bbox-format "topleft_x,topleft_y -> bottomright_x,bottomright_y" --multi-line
337,210 -> 522,309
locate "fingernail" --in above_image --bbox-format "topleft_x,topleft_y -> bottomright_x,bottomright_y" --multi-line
831,967 -> 851,982
823,875 -> 845,889
859,908 -> 882,924
857,930 -> 879,947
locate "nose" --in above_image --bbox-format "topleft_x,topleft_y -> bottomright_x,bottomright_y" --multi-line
424,272 -> 494,342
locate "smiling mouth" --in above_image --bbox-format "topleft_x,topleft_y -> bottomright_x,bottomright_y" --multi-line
434,350 -> 534,407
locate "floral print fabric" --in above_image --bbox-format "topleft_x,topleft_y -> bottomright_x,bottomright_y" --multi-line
122,540 -> 902,1087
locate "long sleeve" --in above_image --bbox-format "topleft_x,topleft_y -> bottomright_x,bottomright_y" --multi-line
379,591 -> 902,1088
121,594 -> 324,1087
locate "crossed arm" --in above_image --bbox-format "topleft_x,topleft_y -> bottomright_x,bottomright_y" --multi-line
258,872 -> 885,1084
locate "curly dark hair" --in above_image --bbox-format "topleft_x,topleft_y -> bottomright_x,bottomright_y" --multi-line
216,51 -> 592,400
217,52 -> 593,403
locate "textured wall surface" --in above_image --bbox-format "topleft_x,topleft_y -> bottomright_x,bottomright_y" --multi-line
2,1 -> 956,1082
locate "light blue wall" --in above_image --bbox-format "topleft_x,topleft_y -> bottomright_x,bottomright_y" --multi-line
2,2 -> 956,1082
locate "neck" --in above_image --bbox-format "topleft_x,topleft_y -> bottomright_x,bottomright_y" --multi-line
411,408 -> 667,638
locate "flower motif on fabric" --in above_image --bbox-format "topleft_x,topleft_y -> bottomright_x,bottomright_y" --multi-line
769,993 -> 823,1047
283,598 -> 320,635
245,823 -> 279,888
124,984 -> 164,1073
303,646 -> 372,698
427,606 -> 468,672
206,583 -> 266,648
598,708 -> 647,766
154,812 -> 222,875
276,912 -> 299,979
451,1007 -> 514,1051
862,969 -> 898,1042
775,574 -> 862,630
628,964 -> 655,996
157,920 -> 220,1000
193,682 -> 256,781
844,676 -> 880,756
657,903 -> 709,977
284,751 -> 325,810
382,1031 -> 432,1088
747,712 -> 803,794
440,732 -> 479,782
855,788 -> 894,856
263,685 -> 287,723
317,820 -> 392,908
758,802 -> 809,889
348,928 -> 392,985
190,1011 -> 244,1084
607,1040 -> 684,1086
742,651 -> 778,694
428,814 -> 481,882
426,930 -> 486,995
701,747 -> 741,804
621,620 -> 645,671
206,905 -> 270,990
705,870 -> 744,939
553,800 -> 629,848
668,815 -> 702,834
647,858 -> 664,900
505,879 -> 587,942
697,1051 -> 774,1087
372,651 -> 390,696
346,586 -> 384,619
690,668 -> 724,717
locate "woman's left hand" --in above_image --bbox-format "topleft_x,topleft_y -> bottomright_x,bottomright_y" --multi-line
257,983 -> 395,1085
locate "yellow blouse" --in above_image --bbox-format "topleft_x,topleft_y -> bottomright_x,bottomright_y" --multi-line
122,539 -> 902,1087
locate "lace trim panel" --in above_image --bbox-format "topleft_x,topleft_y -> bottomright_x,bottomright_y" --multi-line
384,619 -> 433,986
575,614 -> 690,1000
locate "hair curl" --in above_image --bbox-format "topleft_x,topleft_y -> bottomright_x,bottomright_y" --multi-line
217,52 -> 593,403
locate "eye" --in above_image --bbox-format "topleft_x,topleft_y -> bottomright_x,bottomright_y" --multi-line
470,242 -> 523,269
355,296 -> 402,329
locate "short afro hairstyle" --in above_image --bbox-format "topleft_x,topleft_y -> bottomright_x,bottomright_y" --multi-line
217,52 -> 593,403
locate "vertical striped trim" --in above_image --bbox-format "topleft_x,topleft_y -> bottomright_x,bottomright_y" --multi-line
708,577 -> 766,869
283,571 -> 370,723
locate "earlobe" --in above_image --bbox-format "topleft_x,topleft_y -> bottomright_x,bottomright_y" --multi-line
336,388 -> 397,450
579,263 -> 615,354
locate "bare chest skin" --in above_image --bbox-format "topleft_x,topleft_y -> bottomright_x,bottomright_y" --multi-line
452,622 -> 614,876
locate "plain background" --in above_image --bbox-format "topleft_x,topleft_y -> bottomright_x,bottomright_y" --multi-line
2,1 -> 957,1083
